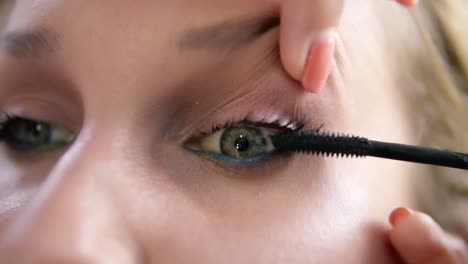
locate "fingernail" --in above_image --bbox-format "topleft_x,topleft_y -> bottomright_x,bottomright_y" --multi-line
396,0 -> 418,7
301,30 -> 335,93
390,207 -> 414,227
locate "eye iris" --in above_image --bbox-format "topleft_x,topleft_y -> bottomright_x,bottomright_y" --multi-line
220,127 -> 267,159
8,119 -> 51,147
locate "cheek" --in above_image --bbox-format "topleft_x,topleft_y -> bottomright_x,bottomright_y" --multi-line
0,146 -> 61,215
122,154 -> 401,262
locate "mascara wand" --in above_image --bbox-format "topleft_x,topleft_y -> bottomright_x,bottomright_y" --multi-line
270,131 -> 468,170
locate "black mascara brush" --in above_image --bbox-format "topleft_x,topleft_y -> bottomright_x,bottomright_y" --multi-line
270,131 -> 468,170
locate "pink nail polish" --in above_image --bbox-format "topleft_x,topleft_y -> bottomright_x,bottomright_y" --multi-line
396,0 -> 418,7
389,207 -> 414,227
301,34 -> 335,93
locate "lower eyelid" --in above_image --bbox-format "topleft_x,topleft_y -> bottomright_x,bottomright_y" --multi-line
207,152 -> 270,164
185,148 -> 270,164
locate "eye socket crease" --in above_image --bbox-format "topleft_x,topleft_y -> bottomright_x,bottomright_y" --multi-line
179,14 -> 279,52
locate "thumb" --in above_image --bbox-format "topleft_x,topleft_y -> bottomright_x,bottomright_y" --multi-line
389,208 -> 468,264
278,0 -> 419,93
396,0 -> 419,7
279,0 -> 343,93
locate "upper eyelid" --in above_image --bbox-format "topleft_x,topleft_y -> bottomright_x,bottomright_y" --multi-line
0,90 -> 83,132
0,113 -> 53,127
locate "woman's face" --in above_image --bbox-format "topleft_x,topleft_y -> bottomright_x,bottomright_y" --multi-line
0,0 -> 423,263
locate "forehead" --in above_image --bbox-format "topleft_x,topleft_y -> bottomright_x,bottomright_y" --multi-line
7,0 -> 272,29
1,0 -> 280,108
4,0 -> 275,66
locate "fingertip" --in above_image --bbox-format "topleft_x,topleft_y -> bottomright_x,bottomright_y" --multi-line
278,0 -> 343,89
390,212 -> 448,263
389,207 -> 413,227
278,5 -> 314,82
301,31 -> 335,93
279,26 -> 336,93
396,0 -> 419,7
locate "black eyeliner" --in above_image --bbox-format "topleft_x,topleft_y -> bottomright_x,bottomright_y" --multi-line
270,131 -> 468,170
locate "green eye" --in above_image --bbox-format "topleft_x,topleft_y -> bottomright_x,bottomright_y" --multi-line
0,117 -> 75,151
186,126 -> 277,163
220,127 -> 273,159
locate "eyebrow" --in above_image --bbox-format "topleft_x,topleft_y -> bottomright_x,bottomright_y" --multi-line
0,30 -> 58,59
0,15 -> 278,59
179,15 -> 279,52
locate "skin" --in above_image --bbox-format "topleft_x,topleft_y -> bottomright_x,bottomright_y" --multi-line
0,0 -> 465,263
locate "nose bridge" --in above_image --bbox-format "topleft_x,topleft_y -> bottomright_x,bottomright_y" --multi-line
0,128 -> 142,263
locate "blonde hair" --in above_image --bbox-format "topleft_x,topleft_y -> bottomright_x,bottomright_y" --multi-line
411,0 -> 468,236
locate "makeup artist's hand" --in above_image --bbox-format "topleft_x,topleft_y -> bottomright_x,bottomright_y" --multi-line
389,207 -> 468,264
278,0 -> 419,93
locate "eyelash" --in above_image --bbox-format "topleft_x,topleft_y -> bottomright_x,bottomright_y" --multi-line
0,112 -> 17,131
207,118 -> 305,135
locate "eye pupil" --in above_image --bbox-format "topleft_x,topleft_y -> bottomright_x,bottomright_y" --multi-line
220,127 -> 270,160
234,135 -> 250,152
32,123 -> 45,137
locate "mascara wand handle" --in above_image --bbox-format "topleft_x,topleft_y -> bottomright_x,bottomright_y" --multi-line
368,141 -> 468,170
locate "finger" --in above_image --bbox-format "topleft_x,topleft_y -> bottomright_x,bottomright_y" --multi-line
278,0 -> 419,93
396,0 -> 419,7
389,207 -> 468,264
278,0 -> 343,92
